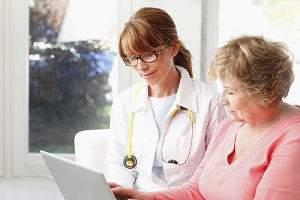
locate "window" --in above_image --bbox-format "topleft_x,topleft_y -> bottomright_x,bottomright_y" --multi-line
1,0 -> 205,178
219,0 -> 300,105
29,0 -> 118,153
0,0 -> 119,178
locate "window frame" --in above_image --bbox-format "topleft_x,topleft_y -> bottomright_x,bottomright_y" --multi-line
0,0 -> 5,178
1,0 -> 218,178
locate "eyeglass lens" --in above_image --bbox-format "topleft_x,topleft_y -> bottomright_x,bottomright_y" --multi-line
123,49 -> 160,66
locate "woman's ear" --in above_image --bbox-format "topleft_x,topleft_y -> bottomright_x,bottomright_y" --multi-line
170,39 -> 180,57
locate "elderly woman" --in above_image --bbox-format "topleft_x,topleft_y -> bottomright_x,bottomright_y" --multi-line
110,35 -> 300,199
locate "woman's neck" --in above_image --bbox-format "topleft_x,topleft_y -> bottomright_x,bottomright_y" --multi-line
247,101 -> 297,130
148,67 -> 180,98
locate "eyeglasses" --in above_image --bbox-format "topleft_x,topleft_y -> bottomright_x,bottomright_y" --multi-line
122,49 -> 161,67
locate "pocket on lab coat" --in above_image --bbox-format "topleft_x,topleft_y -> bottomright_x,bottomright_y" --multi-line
162,134 -> 192,164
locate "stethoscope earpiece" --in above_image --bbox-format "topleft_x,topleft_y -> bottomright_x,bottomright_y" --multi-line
123,155 -> 137,169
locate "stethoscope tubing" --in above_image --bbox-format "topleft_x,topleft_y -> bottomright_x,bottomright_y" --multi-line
124,82 -> 194,168
124,83 -> 144,168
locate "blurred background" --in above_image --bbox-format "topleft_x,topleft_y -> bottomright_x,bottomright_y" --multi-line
0,0 -> 299,186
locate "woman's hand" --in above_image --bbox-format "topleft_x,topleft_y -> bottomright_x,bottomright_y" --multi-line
108,182 -> 122,189
109,184 -> 155,200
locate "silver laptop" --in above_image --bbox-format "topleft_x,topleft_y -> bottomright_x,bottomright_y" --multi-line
40,150 -> 116,200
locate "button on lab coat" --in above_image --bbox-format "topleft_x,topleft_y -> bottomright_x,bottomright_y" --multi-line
106,66 -> 228,191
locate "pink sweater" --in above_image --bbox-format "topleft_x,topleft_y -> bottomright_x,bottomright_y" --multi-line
153,110 -> 300,200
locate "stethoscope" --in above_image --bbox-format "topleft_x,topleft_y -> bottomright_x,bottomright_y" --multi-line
123,83 -> 194,169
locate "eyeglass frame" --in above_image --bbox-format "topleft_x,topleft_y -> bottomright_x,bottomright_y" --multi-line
122,48 -> 162,67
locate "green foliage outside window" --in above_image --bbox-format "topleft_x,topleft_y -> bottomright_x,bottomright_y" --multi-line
29,1 -> 116,153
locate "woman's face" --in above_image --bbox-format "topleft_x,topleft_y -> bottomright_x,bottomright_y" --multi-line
219,77 -> 261,123
130,44 -> 178,86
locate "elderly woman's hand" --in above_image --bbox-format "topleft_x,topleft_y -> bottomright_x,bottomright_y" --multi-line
109,183 -> 155,200
108,182 -> 122,189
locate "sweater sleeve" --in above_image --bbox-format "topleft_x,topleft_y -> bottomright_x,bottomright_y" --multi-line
254,122 -> 300,199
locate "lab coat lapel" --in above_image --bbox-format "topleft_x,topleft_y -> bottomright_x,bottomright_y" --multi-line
130,81 -> 147,113
130,81 -> 156,125
173,66 -> 198,113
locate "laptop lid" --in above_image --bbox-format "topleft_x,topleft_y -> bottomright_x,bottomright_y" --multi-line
40,150 -> 116,200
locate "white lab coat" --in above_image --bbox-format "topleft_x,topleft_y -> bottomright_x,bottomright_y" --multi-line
106,66 -> 228,191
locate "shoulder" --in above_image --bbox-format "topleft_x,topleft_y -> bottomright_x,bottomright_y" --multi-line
192,79 -> 219,95
212,117 -> 239,141
176,65 -> 221,99
205,117 -> 237,152
276,110 -> 300,134
217,117 -> 236,128
112,81 -> 144,106
190,79 -> 222,106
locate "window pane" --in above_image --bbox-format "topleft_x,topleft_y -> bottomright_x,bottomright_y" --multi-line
29,0 -> 118,153
219,0 -> 300,105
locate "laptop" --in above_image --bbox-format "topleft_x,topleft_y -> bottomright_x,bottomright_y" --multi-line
40,150 -> 116,200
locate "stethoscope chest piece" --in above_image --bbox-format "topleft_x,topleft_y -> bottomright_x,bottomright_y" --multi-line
123,155 -> 137,169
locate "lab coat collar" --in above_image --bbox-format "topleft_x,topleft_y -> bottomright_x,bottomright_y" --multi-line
130,81 -> 148,113
130,66 -> 199,113
173,66 -> 198,113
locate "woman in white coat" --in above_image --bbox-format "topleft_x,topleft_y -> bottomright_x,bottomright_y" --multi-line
105,7 -> 228,192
